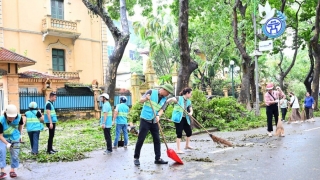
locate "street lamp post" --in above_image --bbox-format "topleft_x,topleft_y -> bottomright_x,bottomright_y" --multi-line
230,60 -> 235,98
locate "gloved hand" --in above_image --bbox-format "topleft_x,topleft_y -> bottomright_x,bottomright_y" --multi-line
6,143 -> 12,149
274,99 -> 279,103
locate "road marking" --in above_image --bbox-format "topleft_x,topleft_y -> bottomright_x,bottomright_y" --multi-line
304,127 -> 320,132
208,147 -> 234,154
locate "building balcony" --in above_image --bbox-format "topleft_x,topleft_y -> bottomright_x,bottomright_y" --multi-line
41,15 -> 81,43
52,71 -> 80,81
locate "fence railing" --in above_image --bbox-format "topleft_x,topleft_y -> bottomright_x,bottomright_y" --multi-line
19,92 -> 94,113
19,92 -> 46,113
54,92 -> 94,112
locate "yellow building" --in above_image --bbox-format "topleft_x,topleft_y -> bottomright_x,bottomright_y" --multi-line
0,0 -> 106,86
0,0 -> 110,112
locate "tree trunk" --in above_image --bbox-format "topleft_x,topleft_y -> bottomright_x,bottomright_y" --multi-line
250,64 -> 255,104
304,43 -> 314,94
177,0 -> 198,94
82,0 -> 130,104
310,1 -> 320,110
232,0 -> 252,105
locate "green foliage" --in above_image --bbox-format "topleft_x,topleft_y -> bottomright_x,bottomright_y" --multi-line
190,89 -> 264,131
158,74 -> 172,85
127,102 -> 143,124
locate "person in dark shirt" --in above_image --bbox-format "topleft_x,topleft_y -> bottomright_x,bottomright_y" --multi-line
44,92 -> 58,154
133,84 -> 174,166
0,104 -> 24,178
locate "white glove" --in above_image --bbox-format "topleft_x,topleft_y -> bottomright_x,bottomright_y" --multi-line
275,99 -> 279,103
6,143 -> 12,149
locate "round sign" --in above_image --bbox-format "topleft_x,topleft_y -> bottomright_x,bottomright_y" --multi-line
262,17 -> 286,38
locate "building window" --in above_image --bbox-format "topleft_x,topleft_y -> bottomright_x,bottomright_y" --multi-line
107,46 -> 114,57
19,87 -> 38,93
51,0 -> 64,20
129,50 -> 137,60
52,49 -> 65,71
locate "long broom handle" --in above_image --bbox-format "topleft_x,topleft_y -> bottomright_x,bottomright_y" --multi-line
148,100 -> 169,150
176,103 -> 211,134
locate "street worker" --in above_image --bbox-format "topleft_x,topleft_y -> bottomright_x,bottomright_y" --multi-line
166,87 -> 194,154
304,92 -> 315,122
288,92 -> 301,123
25,102 -> 43,155
133,84 -> 174,166
264,83 -> 285,137
100,93 -> 113,154
113,96 -> 130,149
0,104 -> 24,178
44,91 -> 58,154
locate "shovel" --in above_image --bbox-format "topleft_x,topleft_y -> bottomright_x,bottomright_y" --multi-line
149,100 -> 183,164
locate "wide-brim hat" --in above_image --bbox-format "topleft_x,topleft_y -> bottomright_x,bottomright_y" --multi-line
266,83 -> 274,90
100,93 -> 109,100
160,84 -> 174,94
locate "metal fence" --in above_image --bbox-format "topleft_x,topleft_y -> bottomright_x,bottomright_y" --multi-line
19,91 -> 94,113
19,92 -> 45,113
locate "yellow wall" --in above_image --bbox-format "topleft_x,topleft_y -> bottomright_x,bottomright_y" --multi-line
1,0 -> 103,84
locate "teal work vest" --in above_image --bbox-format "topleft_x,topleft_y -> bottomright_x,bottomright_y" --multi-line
171,96 -> 191,125
0,114 -> 21,141
100,101 -> 112,128
25,110 -> 44,132
140,90 -> 167,121
115,103 -> 129,124
44,101 -> 58,123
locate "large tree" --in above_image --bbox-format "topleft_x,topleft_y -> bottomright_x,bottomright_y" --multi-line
177,0 -> 198,94
310,0 -> 320,109
231,0 -> 254,107
82,0 -> 130,103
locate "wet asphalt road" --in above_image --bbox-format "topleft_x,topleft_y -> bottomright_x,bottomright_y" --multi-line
8,118 -> 320,180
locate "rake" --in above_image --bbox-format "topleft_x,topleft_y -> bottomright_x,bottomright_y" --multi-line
176,103 -> 233,147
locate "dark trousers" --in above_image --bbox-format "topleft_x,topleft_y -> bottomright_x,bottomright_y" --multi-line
305,107 -> 313,119
134,119 -> 161,160
45,123 -> 56,151
281,108 -> 287,121
103,128 -> 112,152
266,104 -> 278,132
175,117 -> 192,138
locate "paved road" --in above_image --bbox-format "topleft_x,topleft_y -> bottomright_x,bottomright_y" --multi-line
9,118 -> 320,180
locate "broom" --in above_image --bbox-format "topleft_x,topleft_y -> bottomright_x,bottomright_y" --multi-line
176,104 -> 233,147
275,97 -> 284,137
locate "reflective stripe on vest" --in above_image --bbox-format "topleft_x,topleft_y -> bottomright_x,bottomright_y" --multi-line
0,114 -> 21,141
44,101 -> 58,123
140,89 -> 167,121
171,96 -> 191,124
115,103 -> 129,124
100,101 -> 112,128
25,110 -> 43,132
